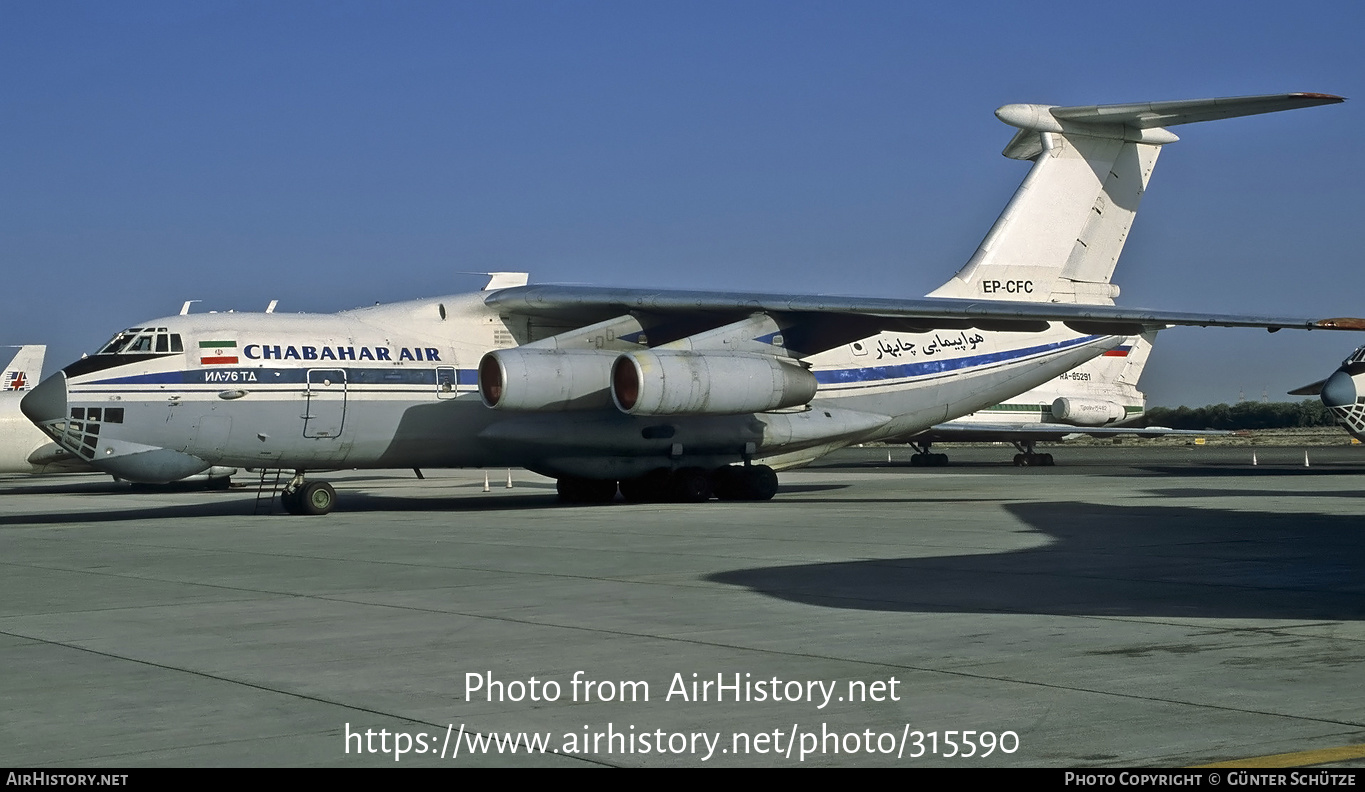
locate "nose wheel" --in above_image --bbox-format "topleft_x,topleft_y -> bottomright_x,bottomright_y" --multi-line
281,475 -> 337,515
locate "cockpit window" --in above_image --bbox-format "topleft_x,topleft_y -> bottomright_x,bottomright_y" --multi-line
67,327 -> 185,379
97,332 -> 138,354
94,328 -> 182,356
1347,346 -> 1365,365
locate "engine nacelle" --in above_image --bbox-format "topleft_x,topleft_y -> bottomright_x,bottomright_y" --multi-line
478,349 -> 618,411
1050,397 -> 1127,426
612,351 -> 818,416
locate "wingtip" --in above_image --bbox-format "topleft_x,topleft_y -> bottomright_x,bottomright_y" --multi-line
1292,92 -> 1346,102
1315,317 -> 1365,330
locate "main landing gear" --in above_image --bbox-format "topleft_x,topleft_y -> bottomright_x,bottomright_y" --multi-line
908,442 -> 950,467
1011,441 -> 1055,467
279,471 -> 337,515
556,464 -> 780,505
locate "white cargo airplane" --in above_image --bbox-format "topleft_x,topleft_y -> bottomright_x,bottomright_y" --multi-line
1292,345 -> 1365,441
892,331 -> 1224,466
22,92 -> 1358,514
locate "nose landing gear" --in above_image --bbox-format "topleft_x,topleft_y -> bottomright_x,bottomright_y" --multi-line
280,471 -> 337,515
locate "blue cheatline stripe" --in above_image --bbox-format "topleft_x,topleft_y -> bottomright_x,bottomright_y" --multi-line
87,367 -> 481,387
88,371 -> 187,385
814,335 -> 1102,385
81,335 -> 1106,389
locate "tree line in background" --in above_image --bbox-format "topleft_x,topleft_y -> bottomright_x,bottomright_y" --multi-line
1141,400 -> 1337,430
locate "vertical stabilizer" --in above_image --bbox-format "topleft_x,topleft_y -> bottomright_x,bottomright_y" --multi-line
2,345 -> 45,393
928,93 -> 1344,305
1115,330 -> 1157,391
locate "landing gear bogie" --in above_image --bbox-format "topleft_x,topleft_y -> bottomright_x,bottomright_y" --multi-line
556,476 -> 620,504
712,464 -> 778,501
611,464 -> 779,504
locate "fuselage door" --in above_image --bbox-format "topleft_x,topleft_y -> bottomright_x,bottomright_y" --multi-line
303,368 -> 347,438
436,366 -> 457,400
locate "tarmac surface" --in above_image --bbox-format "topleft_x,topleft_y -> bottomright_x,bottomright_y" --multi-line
2,444 -> 1363,767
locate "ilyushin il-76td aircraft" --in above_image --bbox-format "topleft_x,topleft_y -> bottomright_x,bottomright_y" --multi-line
22,92 -> 1359,515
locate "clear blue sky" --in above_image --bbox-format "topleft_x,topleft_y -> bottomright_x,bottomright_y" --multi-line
3,1 -> 1362,406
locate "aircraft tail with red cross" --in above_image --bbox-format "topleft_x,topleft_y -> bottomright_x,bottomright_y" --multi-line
2,346 -> 45,393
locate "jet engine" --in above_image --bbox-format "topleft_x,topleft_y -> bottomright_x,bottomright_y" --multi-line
1050,397 -> 1127,426
478,349 -> 617,411
611,350 -> 818,416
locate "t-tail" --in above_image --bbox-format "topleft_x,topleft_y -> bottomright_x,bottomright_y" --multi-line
928,93 -> 1344,305
2,345 -> 45,393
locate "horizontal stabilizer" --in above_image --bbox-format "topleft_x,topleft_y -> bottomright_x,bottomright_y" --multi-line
1049,92 -> 1344,129
1288,380 -> 1327,396
998,93 -> 1344,135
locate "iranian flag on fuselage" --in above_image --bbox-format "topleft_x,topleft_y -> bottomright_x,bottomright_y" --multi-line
200,340 -> 238,365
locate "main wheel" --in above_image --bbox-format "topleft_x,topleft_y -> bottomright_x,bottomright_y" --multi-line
557,477 -> 619,503
669,468 -> 713,503
280,487 -> 303,514
299,481 -> 336,515
712,465 -> 779,501
619,469 -> 672,503
747,465 -> 779,500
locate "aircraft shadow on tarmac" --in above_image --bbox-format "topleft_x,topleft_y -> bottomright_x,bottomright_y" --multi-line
708,501 -> 1365,620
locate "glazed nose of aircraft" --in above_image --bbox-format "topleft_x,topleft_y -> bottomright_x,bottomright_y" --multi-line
20,372 -> 68,426
1320,369 -> 1358,409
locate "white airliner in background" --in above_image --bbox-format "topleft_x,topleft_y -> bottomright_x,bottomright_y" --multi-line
892,331 -> 1223,466
21,92 -> 1357,515
0,346 -> 88,474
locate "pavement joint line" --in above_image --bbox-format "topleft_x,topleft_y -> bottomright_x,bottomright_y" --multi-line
31,727 -> 341,767
0,627 -> 614,768
18,525 -> 950,555
1195,741 -> 1365,768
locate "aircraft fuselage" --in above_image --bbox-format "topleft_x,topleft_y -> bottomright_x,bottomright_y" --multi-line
23,291 -> 1118,484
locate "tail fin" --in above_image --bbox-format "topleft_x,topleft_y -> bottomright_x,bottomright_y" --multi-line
1114,330 -> 1156,390
2,345 -> 45,392
928,93 -> 1343,304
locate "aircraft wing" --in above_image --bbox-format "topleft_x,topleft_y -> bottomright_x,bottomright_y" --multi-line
485,285 -> 1362,354
903,422 -> 1233,444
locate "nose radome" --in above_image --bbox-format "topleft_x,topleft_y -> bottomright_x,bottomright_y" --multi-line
20,372 -> 68,426
1320,369 -> 1358,409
